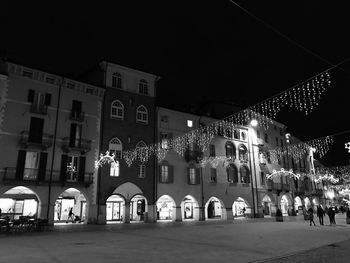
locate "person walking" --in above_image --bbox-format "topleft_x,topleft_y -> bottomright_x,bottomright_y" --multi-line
308,207 -> 316,226
66,207 -> 75,223
317,205 -> 325,225
331,207 -> 336,225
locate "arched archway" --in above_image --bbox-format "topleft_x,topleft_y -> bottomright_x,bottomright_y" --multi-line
232,197 -> 249,218
130,194 -> 148,222
0,186 -> 41,220
294,196 -> 303,215
262,195 -> 272,216
54,188 -> 87,224
181,195 -> 199,221
205,196 -> 226,220
106,194 -> 125,223
156,195 -> 176,221
304,197 -> 311,210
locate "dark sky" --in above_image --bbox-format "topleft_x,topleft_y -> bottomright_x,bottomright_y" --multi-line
2,1 -> 350,166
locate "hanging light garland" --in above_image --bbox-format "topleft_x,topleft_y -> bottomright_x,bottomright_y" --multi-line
119,71 -> 330,166
95,151 -> 118,168
345,142 -> 350,153
266,168 -> 300,180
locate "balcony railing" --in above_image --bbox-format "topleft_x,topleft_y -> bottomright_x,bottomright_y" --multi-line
2,167 -> 93,186
69,111 -> 85,122
19,131 -> 53,149
61,137 -> 91,153
30,103 -> 47,115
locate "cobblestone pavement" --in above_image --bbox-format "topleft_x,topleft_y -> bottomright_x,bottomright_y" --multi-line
1,214 -> 349,263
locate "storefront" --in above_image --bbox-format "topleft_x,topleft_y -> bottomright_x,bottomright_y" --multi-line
294,196 -> 302,215
181,195 -> 199,221
262,195 -> 272,216
0,186 -> 39,220
54,188 -> 86,224
106,194 -> 125,222
130,195 -> 147,222
232,197 -> 248,218
156,195 -> 175,221
206,197 -> 222,219
280,195 -> 289,216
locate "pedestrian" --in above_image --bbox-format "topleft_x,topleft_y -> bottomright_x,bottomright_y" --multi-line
317,205 -> 324,225
66,208 -> 75,223
331,207 -> 336,225
308,207 -> 316,226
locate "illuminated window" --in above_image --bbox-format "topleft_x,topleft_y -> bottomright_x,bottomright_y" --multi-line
111,100 -> 124,119
160,165 -> 169,182
110,161 -> 119,177
136,105 -> 148,124
187,120 -> 193,128
109,137 -> 123,159
137,164 -> 146,178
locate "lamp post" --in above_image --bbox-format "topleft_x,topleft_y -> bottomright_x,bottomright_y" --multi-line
248,119 -> 259,217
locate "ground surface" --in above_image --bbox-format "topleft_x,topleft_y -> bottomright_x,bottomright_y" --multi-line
1,214 -> 349,263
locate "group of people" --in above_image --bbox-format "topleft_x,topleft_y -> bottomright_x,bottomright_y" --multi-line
308,205 -> 337,226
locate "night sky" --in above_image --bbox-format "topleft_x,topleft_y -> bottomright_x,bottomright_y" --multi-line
2,1 -> 350,166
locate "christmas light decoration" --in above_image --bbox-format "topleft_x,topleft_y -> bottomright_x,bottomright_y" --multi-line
266,168 -> 300,180
314,174 -> 339,184
119,72 -> 330,166
345,142 -> 350,153
95,151 -> 118,168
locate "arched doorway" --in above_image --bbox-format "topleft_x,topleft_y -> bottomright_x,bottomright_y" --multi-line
181,195 -> 199,221
0,186 -> 40,220
106,194 -> 125,223
156,195 -> 175,221
54,188 -> 87,224
294,196 -> 302,215
130,194 -> 147,222
205,197 -> 224,220
262,195 -> 272,216
304,197 -> 311,210
280,195 -> 289,216
232,197 -> 249,218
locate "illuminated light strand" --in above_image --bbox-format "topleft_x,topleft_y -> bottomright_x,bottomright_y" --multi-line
95,151 -> 118,168
266,168 -> 300,180
120,72 -> 330,166
345,142 -> 350,153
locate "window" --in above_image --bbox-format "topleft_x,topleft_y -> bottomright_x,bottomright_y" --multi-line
109,137 -> 123,159
240,166 -> 250,183
45,77 -> 55,84
239,145 -> 248,161
257,130 -> 260,139
137,164 -> 146,178
233,130 -> 240,140
274,125 -> 277,130
23,151 -> 40,180
136,141 -> 147,162
279,127 -> 283,136
69,123 -> 82,147
29,117 -> 44,143
188,167 -> 196,185
209,144 -> 215,157
264,133 -> 268,143
225,141 -> 236,159
227,164 -> 238,183
159,162 -> 173,183
187,120 -> 193,128
136,105 -> 148,124
160,115 -> 169,128
66,156 -> 79,182
23,70 -> 33,78
28,90 -> 51,114
67,82 -> 75,89
210,168 -> 217,183
276,137 -> 279,146
111,100 -> 124,119
280,139 -> 284,148
112,72 -> 122,89
241,132 -> 246,141
266,152 -> 271,164
139,79 -> 148,95
110,161 -> 120,177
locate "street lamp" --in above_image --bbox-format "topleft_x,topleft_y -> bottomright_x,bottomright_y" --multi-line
248,119 -> 259,217
250,119 -> 258,127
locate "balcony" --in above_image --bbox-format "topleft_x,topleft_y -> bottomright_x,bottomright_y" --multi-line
61,137 -> 91,154
69,111 -> 85,122
184,149 -> 203,163
19,131 -> 53,150
30,103 -> 47,115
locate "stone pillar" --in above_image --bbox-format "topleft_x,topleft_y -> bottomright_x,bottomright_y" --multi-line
97,204 -> 107,224
198,206 -> 206,221
87,204 -> 98,224
245,206 -> 254,218
256,204 -> 264,218
41,203 -> 55,225
226,208 -> 234,220
175,206 -> 182,222
270,204 -> 278,217
124,201 -> 131,223
145,204 -> 156,223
